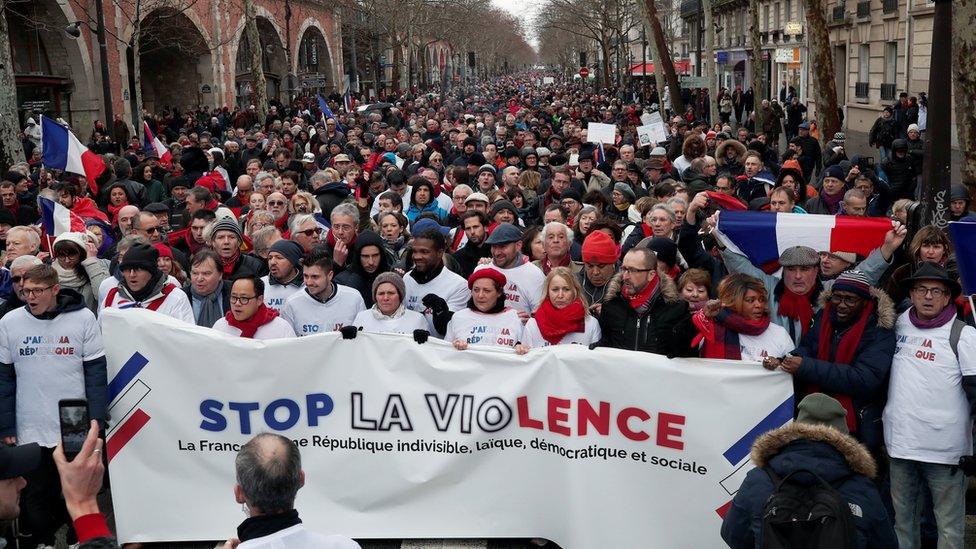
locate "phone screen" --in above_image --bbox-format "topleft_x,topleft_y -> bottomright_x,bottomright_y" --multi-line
59,400 -> 90,460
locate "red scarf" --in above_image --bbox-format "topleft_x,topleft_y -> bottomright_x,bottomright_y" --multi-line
224,305 -> 279,338
622,276 -> 660,316
326,229 -> 357,250
695,309 -> 771,360
807,301 -> 876,433
222,249 -> 241,278
777,289 -> 815,336
534,298 -> 586,345
107,201 -> 129,227
541,254 -> 570,275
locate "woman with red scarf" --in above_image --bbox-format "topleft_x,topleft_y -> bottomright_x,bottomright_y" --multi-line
105,184 -> 130,226
694,273 -> 794,362
212,277 -> 296,339
523,267 -> 601,348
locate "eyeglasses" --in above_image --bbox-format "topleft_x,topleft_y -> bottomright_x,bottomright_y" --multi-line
298,228 -> 322,237
267,201 -> 286,206
20,286 -> 54,297
620,267 -> 653,275
144,227 -> 161,234
229,295 -> 258,304
829,295 -> 864,307
331,223 -> 355,232
911,286 -> 947,297
55,250 -> 80,259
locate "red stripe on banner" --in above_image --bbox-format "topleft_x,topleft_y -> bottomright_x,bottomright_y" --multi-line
716,500 -> 733,518
829,216 -> 891,257
107,408 -> 150,462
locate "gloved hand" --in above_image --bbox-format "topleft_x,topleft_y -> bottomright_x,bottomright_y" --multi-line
422,294 -> 449,315
413,329 -> 430,344
340,325 -> 359,340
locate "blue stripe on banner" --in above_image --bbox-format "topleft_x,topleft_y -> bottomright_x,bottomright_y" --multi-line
108,352 -> 149,402
719,211 -> 781,267
723,395 -> 794,465
949,222 -> 976,295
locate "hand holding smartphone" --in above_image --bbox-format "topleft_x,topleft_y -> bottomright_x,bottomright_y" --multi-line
59,399 -> 90,462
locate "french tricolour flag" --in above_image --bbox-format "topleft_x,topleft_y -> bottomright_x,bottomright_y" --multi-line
143,122 -> 172,167
38,196 -> 87,237
40,116 -> 105,196
716,211 -> 892,272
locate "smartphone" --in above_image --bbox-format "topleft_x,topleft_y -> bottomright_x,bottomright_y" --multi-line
59,399 -> 90,461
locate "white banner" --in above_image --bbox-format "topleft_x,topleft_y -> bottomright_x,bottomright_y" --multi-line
103,309 -> 794,547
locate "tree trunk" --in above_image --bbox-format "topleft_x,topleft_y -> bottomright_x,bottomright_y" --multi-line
643,0 -> 685,114
392,43 -> 403,93
0,8 -> 24,170
702,0 -> 719,124
600,40 -> 612,88
243,0 -> 268,121
749,0 -> 765,132
953,0 -> 976,189
131,0 -> 143,142
804,0 -> 841,145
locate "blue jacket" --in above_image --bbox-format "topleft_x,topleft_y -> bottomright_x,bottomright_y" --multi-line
721,422 -> 896,549
793,287 -> 897,451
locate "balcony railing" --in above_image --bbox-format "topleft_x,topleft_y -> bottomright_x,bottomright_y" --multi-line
881,83 -> 897,101
855,82 -> 870,98
832,5 -> 847,22
882,0 -> 898,12
857,1 -> 872,17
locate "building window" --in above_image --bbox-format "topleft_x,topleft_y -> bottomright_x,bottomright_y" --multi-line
774,2 -> 781,30
786,0 -> 793,20
856,43 -> 870,98
764,5 -> 771,30
882,41 -> 897,100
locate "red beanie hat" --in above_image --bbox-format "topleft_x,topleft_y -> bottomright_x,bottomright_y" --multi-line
582,231 -> 618,264
468,268 -> 507,290
153,242 -> 174,259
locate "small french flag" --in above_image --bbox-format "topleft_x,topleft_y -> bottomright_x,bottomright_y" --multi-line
143,122 -> 173,168
40,116 -> 105,196
343,91 -> 355,113
38,196 -> 87,237
593,142 -> 606,166
716,211 -> 892,272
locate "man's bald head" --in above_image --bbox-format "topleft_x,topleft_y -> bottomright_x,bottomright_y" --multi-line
234,433 -> 303,514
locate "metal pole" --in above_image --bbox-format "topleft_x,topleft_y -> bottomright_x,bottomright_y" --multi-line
94,0 -> 113,126
922,0 -> 951,227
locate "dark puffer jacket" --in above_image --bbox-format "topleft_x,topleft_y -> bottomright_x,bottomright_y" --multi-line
597,273 -> 695,356
792,287 -> 897,452
721,422 -> 896,549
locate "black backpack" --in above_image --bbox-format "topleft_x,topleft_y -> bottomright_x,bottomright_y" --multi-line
760,467 -> 857,549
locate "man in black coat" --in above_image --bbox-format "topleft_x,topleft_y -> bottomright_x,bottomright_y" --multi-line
451,211 -> 491,279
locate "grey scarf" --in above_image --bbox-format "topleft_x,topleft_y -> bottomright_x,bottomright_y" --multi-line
191,286 -> 223,327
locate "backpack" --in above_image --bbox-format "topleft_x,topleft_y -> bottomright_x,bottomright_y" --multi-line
760,467 -> 857,549
949,318 -> 965,361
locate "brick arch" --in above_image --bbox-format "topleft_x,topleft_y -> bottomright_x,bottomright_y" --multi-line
294,18 -> 338,89
42,0 -> 97,128
228,5 -> 286,69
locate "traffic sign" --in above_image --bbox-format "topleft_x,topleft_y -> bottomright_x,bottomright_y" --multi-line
579,67 -> 589,78
679,75 -> 710,88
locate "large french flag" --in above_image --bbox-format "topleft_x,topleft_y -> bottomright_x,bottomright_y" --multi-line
40,116 -> 105,195
949,221 -> 976,295
716,211 -> 892,271
38,196 -> 87,237
143,122 -> 172,167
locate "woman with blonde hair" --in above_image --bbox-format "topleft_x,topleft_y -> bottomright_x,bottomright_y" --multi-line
693,273 -> 794,361
523,266 -> 602,347
289,191 -> 320,216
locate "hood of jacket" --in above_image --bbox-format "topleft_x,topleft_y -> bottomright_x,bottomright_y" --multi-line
604,271 -> 681,303
30,288 -> 87,319
313,182 -> 352,198
348,230 -> 391,278
751,422 -> 877,481
716,139 -> 746,165
817,285 -> 896,330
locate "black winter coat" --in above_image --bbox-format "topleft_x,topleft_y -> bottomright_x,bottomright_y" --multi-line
597,274 -> 695,356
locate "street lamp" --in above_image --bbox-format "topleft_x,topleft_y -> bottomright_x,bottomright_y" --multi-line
65,1 -> 113,127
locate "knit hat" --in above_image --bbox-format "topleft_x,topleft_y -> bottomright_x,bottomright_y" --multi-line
210,216 -> 243,242
832,270 -> 871,299
796,393 -> 849,434
477,165 -> 497,177
613,183 -> 636,204
118,243 -> 159,273
153,243 -> 174,259
560,189 -> 582,203
468,268 -> 507,290
270,239 -> 304,269
779,246 -> 819,267
536,147 -> 552,157
833,132 -> 846,142
644,237 -> 678,269
53,232 -> 88,260
582,231 -> 617,264
489,200 -> 519,220
823,165 -> 846,181
907,123 -> 919,134
951,184 -> 971,203
372,272 -> 406,301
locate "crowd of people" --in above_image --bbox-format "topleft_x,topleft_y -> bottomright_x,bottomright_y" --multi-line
5,71 -> 976,547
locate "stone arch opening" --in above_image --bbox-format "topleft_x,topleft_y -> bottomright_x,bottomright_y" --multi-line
234,16 -> 287,107
135,8 -> 212,113
296,25 -> 334,95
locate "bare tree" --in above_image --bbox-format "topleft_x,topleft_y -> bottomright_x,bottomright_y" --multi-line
535,0 -> 630,87
0,1 -> 24,169
702,0 -> 718,123
953,0 -> 976,187
242,0 -> 268,120
749,0 -> 765,131
803,0 -> 840,144
642,0 -> 684,114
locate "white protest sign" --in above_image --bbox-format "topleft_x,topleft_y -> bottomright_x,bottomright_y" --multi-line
641,113 -> 655,126
646,110 -> 668,143
637,125 -> 655,147
103,309 -> 794,547
586,122 -> 616,144
543,77 -> 555,85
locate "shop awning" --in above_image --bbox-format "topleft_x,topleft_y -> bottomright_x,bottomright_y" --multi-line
629,60 -> 691,76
